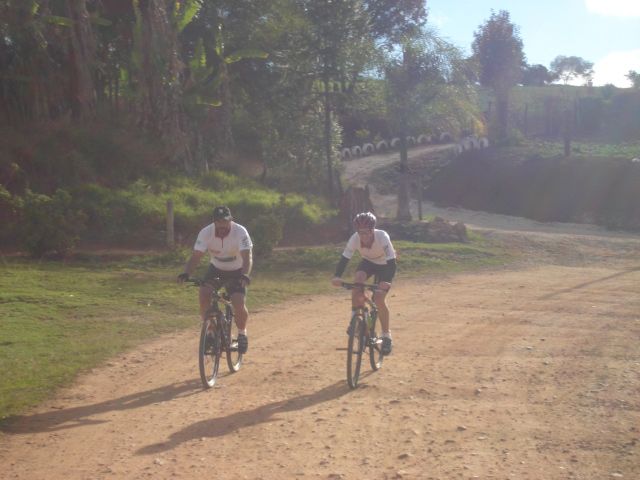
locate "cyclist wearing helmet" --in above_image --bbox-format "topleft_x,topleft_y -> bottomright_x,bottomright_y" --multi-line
331,211 -> 397,355
177,206 -> 253,354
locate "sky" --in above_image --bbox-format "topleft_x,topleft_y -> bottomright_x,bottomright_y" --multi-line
425,0 -> 640,87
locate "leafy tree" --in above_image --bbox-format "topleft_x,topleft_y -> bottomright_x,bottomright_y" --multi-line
472,10 -> 524,141
385,29 -> 479,220
550,55 -> 594,85
363,0 -> 427,42
180,1 -> 269,159
298,0 -> 374,198
521,63 -> 555,86
626,70 -> 640,89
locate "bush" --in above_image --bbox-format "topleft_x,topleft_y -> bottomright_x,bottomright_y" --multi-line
0,185 -> 20,245
247,211 -> 285,257
19,189 -> 87,257
68,174 -> 333,248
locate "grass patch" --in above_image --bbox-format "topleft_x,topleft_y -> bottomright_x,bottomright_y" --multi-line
501,139 -> 639,159
0,236 -> 510,421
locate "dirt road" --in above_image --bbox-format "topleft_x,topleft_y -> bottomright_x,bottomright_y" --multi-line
2,149 -> 640,479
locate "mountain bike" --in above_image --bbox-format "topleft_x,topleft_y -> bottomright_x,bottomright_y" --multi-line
188,278 -> 243,388
341,282 -> 384,389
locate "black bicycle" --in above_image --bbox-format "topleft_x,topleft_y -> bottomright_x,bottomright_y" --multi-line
188,278 -> 243,388
342,282 -> 384,389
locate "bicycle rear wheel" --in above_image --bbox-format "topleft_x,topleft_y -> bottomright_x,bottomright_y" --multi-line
346,315 -> 365,389
225,305 -> 243,372
199,317 -> 221,388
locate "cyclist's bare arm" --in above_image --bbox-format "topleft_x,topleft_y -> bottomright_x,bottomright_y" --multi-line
240,249 -> 252,277
182,250 -> 205,279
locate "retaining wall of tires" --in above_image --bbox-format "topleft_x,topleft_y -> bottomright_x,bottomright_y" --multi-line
340,133 -> 490,160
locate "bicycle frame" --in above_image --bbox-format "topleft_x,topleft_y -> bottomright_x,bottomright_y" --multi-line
341,282 -> 384,388
188,278 -> 243,388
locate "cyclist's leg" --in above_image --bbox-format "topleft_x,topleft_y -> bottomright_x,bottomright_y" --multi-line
351,270 -> 368,308
224,270 -> 249,353
199,265 -> 219,321
351,259 -> 376,308
373,288 -> 390,333
373,266 -> 394,354
230,292 -> 248,330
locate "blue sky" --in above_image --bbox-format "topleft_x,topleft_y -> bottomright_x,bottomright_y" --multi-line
425,0 -> 640,87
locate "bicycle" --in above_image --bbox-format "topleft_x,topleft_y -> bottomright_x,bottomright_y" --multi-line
188,278 -> 243,388
341,282 -> 384,389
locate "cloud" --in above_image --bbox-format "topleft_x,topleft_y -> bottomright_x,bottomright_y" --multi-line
428,12 -> 448,29
592,49 -> 640,87
584,0 -> 640,17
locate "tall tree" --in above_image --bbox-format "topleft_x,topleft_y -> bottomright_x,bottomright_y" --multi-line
626,70 -> 640,89
363,0 -> 427,41
301,0 -> 372,198
550,55 -> 594,85
385,29 -> 478,220
472,10 -> 524,141
180,0 -> 271,166
66,0 -> 97,119
132,0 -> 190,169
521,63 -> 555,86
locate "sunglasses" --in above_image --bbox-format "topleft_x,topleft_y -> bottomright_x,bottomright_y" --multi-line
357,229 -> 373,235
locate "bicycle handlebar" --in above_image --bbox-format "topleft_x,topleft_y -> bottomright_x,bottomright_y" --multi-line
185,277 -> 221,287
184,278 -> 232,305
340,282 -> 378,292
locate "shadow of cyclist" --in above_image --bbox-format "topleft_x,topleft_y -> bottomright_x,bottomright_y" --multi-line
1,379 -> 202,434
137,380 -> 350,455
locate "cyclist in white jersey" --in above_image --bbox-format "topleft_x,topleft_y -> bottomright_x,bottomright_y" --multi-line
178,206 -> 253,354
331,212 -> 397,355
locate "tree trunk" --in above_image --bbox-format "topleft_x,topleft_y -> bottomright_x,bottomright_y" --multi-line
563,108 -> 571,157
417,173 -> 423,221
495,89 -> 509,141
66,0 -> 96,120
323,73 -> 335,199
218,60 -> 235,153
135,0 -> 190,171
396,123 -> 412,221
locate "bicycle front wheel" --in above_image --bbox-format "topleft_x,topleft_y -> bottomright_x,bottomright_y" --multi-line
369,335 -> 384,371
368,311 -> 384,371
199,317 -> 221,388
347,315 -> 365,389
225,305 -> 243,372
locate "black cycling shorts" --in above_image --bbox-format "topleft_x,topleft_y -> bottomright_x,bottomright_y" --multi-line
204,265 -> 246,296
356,259 -> 395,284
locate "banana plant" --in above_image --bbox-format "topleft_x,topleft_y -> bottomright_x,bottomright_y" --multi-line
184,14 -> 268,109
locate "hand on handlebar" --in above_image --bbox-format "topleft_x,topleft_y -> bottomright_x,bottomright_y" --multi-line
331,277 -> 343,287
240,273 -> 251,288
177,272 -> 189,284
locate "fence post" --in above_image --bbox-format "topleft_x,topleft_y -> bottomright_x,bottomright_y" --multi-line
417,174 -> 423,221
166,199 -> 175,248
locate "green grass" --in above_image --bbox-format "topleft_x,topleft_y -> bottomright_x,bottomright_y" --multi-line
0,237 -> 510,421
504,139 -> 640,159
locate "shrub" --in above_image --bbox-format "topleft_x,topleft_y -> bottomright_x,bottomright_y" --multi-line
19,189 -> 87,257
247,210 -> 285,257
0,185 -> 20,245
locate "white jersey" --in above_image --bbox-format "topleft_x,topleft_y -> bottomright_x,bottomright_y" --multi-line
342,229 -> 396,265
194,222 -> 253,271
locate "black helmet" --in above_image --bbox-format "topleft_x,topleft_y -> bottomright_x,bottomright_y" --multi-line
213,206 -> 232,221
